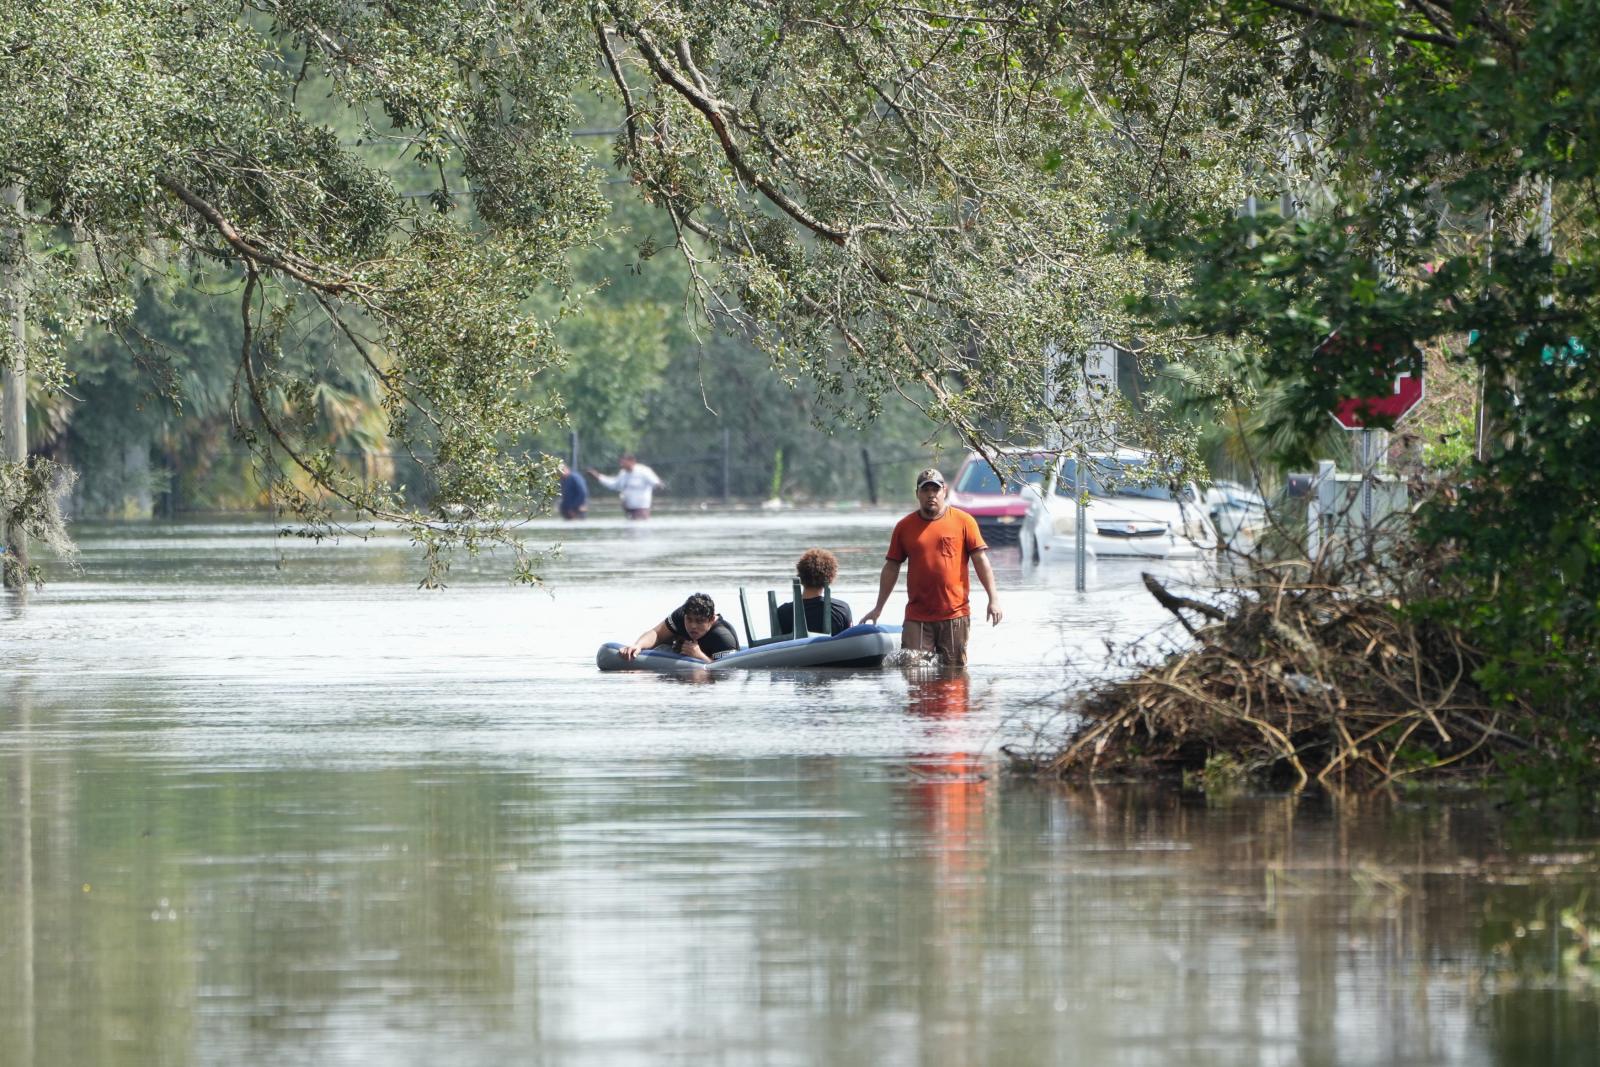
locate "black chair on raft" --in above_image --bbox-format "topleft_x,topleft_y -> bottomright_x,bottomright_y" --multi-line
739,579 -> 837,647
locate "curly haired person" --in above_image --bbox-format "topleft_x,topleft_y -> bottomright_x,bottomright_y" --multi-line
776,548 -> 854,636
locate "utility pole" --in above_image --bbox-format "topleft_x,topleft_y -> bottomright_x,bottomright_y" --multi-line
2,182 -> 28,590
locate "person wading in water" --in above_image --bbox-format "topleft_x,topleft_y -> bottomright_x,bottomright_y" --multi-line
860,467 -> 1002,666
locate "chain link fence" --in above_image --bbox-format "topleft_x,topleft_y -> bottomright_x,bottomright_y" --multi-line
568,426 -> 965,508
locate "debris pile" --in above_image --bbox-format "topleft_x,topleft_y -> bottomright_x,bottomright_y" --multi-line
1018,550 -> 1538,790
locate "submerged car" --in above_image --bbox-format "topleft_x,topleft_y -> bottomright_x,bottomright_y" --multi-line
948,449 -> 1055,546
1019,449 -> 1219,562
1204,481 -> 1269,550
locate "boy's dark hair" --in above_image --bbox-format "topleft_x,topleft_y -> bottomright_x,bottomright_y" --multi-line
682,592 -> 717,619
796,548 -> 839,588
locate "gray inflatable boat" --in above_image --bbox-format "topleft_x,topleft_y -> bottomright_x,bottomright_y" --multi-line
596,623 -> 900,673
596,581 -> 899,672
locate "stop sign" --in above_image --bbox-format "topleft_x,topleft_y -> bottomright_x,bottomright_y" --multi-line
1330,367 -> 1425,429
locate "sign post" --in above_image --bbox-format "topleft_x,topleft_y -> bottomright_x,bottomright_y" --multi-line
1049,343 -> 1117,593
1076,345 -> 1117,592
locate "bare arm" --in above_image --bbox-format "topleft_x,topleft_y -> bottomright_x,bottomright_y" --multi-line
860,558 -> 903,625
621,620 -> 674,660
971,549 -> 1003,625
676,638 -> 713,663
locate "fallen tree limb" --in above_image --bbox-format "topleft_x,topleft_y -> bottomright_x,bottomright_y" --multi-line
1141,571 -> 1226,636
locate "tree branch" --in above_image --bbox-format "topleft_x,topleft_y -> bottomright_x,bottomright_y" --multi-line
239,268 -> 378,521
594,20 -> 643,164
161,176 -> 352,294
614,18 -> 850,245
1143,571 -> 1227,636
1255,0 -> 1460,48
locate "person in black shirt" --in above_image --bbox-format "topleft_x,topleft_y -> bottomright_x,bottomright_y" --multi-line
620,592 -> 741,662
775,548 -> 854,636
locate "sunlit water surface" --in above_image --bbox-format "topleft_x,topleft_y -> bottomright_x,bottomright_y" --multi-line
2,512 -> 1597,1066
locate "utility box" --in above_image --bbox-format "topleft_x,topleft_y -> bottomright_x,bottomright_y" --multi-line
1322,474 -> 1410,526
1302,462 -> 1411,561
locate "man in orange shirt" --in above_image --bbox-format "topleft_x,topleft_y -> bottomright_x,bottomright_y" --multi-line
861,467 -> 1003,665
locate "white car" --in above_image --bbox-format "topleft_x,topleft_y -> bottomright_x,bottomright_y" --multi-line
1204,481 -> 1269,550
1020,449 -> 1219,562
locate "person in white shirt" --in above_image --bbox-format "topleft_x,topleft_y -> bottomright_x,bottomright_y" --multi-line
588,453 -> 663,519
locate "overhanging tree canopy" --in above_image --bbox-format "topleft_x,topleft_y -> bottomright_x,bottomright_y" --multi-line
1,0 -> 1272,583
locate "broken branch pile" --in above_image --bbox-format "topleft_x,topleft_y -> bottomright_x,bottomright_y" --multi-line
1022,550 -> 1540,790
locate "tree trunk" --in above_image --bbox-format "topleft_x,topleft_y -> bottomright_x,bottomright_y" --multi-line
2,182 -> 28,590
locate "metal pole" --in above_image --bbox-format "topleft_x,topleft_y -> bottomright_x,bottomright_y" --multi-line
860,447 -> 877,505
1306,493 -> 1318,562
1540,177 -> 1554,258
1074,450 -> 1087,592
568,428 -> 579,470
1360,429 -> 1375,542
1308,459 -> 1335,561
2,182 -> 28,591
1475,213 -> 1495,463
721,427 -> 731,503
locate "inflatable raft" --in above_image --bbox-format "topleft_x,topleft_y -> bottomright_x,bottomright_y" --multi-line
596,622 -> 900,673
596,581 -> 899,672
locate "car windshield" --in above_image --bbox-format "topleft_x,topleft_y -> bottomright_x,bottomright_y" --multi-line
1220,485 -> 1266,509
955,455 -> 1051,495
1056,457 -> 1179,501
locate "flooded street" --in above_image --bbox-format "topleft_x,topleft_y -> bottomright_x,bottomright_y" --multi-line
2,513 -> 1597,1065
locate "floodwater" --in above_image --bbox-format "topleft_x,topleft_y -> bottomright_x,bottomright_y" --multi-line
2,512 -> 1597,1066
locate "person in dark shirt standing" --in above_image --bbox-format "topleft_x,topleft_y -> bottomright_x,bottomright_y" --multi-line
775,548 -> 853,636
558,461 -> 588,520
620,593 -> 741,663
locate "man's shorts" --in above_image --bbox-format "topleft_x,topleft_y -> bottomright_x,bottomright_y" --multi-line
901,616 -> 972,666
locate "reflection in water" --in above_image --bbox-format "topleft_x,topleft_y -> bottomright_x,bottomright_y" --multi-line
2,520 -> 1599,1065
904,667 -> 974,720
2,696 -> 1600,1065
900,669 -> 991,1062
5,680 -> 35,1067
903,669 -> 988,860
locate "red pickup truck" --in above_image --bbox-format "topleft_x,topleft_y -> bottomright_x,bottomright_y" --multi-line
947,450 -> 1055,546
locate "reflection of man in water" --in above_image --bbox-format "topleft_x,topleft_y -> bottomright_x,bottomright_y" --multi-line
903,671 -> 986,892
906,670 -> 971,719
861,467 -> 1003,666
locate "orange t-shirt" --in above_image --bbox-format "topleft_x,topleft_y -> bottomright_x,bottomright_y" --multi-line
886,507 -> 988,622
